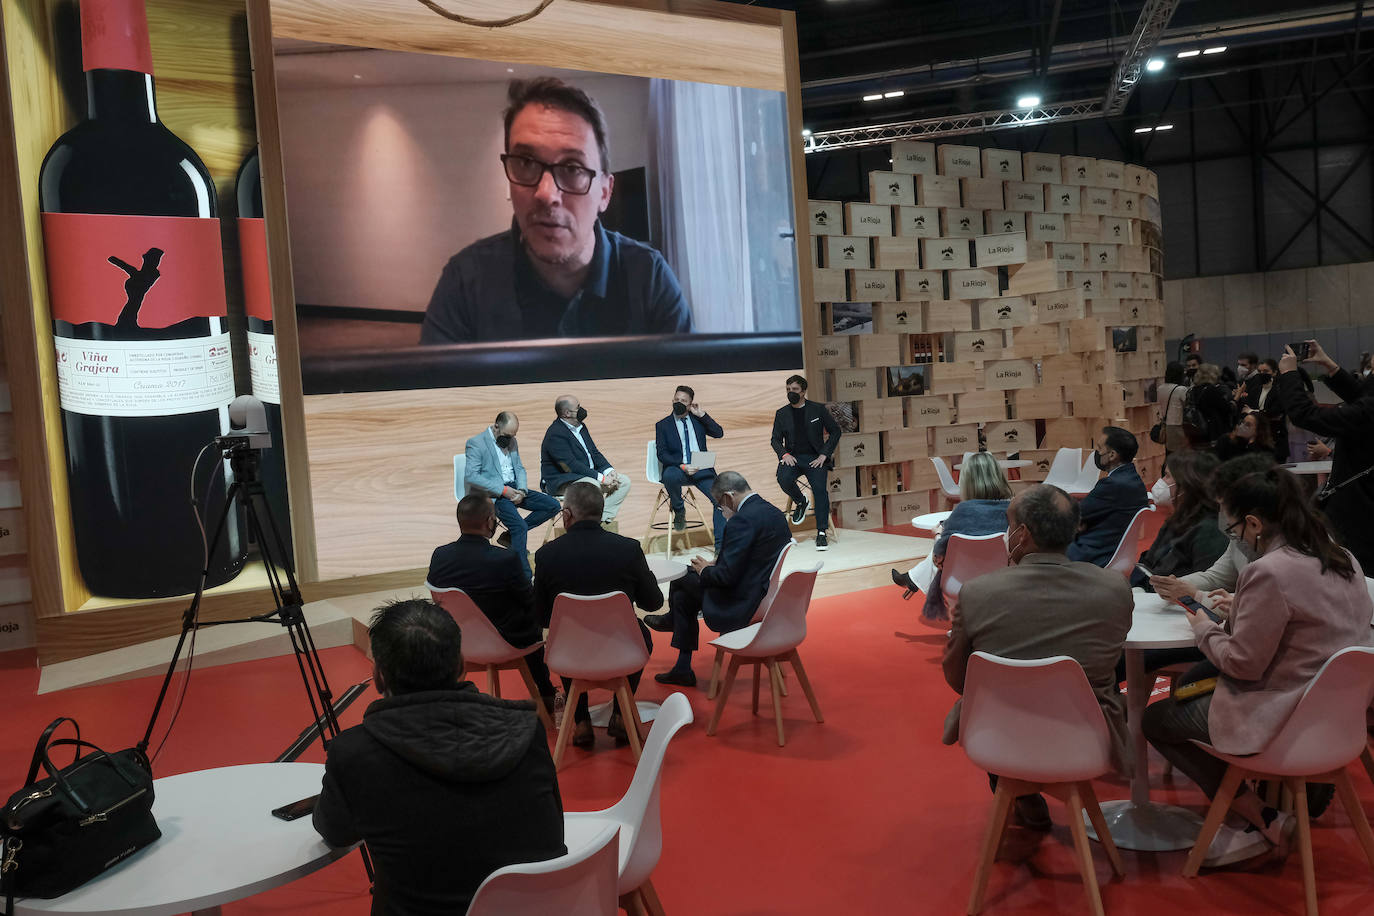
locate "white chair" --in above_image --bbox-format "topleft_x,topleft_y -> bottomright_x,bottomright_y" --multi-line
467,822 -> 619,916
564,693 -> 694,916
640,440 -> 713,561
546,591 -> 652,768
959,652 -> 1124,916
706,566 -> 824,747
1041,447 -> 1084,490
454,453 -> 466,501
426,584 -> 554,732
706,540 -> 796,700
1065,453 -> 1102,497
1365,576 -> 1374,624
1181,646 -> 1374,915
1104,506 -> 1154,580
931,457 -> 961,507
941,533 -> 1009,613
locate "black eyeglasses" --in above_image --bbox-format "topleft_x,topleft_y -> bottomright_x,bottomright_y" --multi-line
500,153 -> 599,195
1221,517 -> 1244,537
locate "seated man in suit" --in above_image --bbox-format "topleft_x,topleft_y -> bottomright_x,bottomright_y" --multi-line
654,384 -> 725,544
464,411 -> 562,579
771,375 -> 841,551
533,481 -> 660,748
539,394 -> 631,525
1067,425 -> 1149,567
427,494 -> 556,706
643,471 -> 793,686
942,484 -> 1133,830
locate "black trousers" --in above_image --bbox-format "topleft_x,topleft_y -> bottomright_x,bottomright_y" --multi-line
562,621 -> 654,722
776,457 -> 830,531
664,569 -> 706,652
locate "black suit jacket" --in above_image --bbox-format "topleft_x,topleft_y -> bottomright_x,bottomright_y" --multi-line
700,494 -> 793,633
655,412 -> 724,468
540,420 -> 613,494
1066,463 -> 1148,567
770,400 -> 841,463
533,521 -> 664,631
427,534 -> 540,647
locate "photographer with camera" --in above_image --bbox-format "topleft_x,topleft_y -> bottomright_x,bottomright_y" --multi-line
1277,338 -> 1374,571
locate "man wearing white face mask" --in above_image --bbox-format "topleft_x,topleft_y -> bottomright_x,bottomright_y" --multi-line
942,484 -> 1134,830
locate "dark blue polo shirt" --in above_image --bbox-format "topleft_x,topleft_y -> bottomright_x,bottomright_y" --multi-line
420,219 -> 693,343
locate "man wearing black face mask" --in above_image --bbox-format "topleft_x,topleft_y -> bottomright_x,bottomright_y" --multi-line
463,411 -> 563,579
770,375 -> 841,550
540,394 -> 631,525
1066,426 -> 1148,567
654,384 -> 725,543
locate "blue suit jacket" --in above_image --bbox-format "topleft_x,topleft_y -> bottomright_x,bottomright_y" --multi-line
700,494 -> 794,633
1067,463 -> 1148,567
540,420 -> 612,494
654,412 -> 724,469
464,429 -> 527,496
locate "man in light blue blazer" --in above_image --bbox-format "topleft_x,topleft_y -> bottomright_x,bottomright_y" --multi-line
465,411 -> 562,578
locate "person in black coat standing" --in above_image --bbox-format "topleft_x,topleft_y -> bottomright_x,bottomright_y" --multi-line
532,481 -> 661,748
314,599 -> 564,916
771,374 -> 842,550
1067,426 -> 1149,567
1277,339 -> 1374,572
644,471 -> 793,686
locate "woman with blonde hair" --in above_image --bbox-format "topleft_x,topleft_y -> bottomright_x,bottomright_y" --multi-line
892,451 -> 1013,624
1184,362 -> 1234,448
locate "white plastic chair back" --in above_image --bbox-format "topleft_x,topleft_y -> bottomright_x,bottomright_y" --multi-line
749,540 -> 796,624
427,583 -> 530,664
1365,577 -> 1374,624
454,454 -> 467,501
1105,506 -> 1154,579
941,533 -> 1008,606
1042,448 -> 1083,490
467,823 -> 619,916
644,440 -> 662,486
930,457 -> 960,499
1068,453 -> 1102,495
1223,646 -> 1374,775
960,652 -> 1113,783
734,565 -> 821,658
545,592 -> 651,680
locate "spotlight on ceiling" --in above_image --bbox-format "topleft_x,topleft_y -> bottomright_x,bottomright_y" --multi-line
883,90 -> 905,99
1176,49 -> 1201,59
1016,94 -> 1042,108
1145,57 -> 1165,72
862,93 -> 883,102
1134,126 -> 1153,134
1155,123 -> 1174,131
801,128 -> 812,137
1203,46 -> 1227,55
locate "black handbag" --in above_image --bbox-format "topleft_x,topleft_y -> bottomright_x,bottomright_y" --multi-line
1,718 -> 160,914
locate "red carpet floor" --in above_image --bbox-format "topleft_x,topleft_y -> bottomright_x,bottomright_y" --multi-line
3,537 -> 1373,913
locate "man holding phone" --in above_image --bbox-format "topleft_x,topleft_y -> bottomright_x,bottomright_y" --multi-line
654,384 -> 725,543
463,411 -> 562,579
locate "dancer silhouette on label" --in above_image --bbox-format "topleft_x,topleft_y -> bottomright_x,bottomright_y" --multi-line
107,247 -> 164,329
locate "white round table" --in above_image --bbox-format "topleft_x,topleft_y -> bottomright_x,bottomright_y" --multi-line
1084,590 -> 1204,852
1281,460 -> 1333,476
15,763 -> 351,915
646,556 -> 687,583
911,510 -> 952,534
953,459 -> 1032,471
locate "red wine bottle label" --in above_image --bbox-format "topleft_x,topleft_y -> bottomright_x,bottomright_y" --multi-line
42,212 -> 228,327
247,330 -> 279,405
53,333 -> 235,417
237,217 -> 273,321
81,0 -> 154,75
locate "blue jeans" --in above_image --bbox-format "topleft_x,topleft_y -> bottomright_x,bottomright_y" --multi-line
493,488 -> 561,578
659,466 -> 725,545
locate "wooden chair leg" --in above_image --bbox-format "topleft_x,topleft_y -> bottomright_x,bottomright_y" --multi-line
619,889 -> 649,916
640,491 -> 662,555
1334,768 -> 1374,870
1065,783 -> 1107,916
751,663 -> 762,714
768,658 -> 786,747
789,650 -> 824,723
516,659 -> 555,732
1080,780 -> 1125,877
707,648 -> 724,700
487,664 -> 501,698
688,491 -> 713,550
967,780 -> 1015,915
614,678 -> 644,760
551,681 -> 585,770
1292,776 -> 1318,916
639,878 -> 667,916
706,655 -> 743,736
1183,764 -> 1246,877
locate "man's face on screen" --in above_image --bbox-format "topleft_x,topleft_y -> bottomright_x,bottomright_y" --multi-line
507,104 -> 613,270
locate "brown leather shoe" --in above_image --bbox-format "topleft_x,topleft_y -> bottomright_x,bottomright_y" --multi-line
607,711 -> 631,746
571,719 -> 594,748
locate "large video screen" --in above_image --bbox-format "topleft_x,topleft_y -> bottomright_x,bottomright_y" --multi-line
274,41 -> 803,391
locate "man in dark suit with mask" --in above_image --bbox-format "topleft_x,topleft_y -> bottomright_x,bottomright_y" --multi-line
770,375 -> 842,550
654,384 -> 725,543
539,394 -> 631,524
1067,426 -> 1148,567
644,471 -> 793,686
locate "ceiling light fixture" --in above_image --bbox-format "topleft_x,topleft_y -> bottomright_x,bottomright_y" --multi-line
1134,126 -> 1153,133
801,128 -> 812,137
1203,46 -> 1226,54
862,93 -> 883,102
1176,49 -> 1201,59
883,90 -> 905,99
1016,94 -> 1042,108
1145,57 -> 1165,72
1155,123 -> 1174,130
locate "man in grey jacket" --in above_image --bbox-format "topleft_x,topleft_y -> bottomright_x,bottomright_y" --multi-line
464,411 -> 561,578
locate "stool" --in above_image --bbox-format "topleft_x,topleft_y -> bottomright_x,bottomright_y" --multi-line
642,440 -> 714,559
782,477 -> 839,543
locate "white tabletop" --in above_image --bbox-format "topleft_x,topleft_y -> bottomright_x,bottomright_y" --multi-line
1126,589 -> 1198,649
1281,460 -> 1333,476
646,556 -> 687,583
911,510 -> 953,532
16,763 -> 349,915
954,459 -> 1033,470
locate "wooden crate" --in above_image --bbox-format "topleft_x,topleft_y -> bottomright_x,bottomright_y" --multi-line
1065,383 -> 1108,417
1113,190 -> 1141,219
1082,350 -> 1118,382
869,171 -> 917,207
1034,288 -> 1086,322
883,427 -> 930,461
1023,152 -> 1062,184
982,148 -> 1024,180
1098,160 -> 1126,189
836,496 -> 885,529
1066,215 -> 1102,244
872,302 -> 922,334
928,360 -> 978,391
1050,242 -> 1086,270
813,335 -> 853,369
1073,271 -> 1105,297
1010,386 -> 1066,420
813,267 -> 848,302
1027,212 -> 1066,242
974,233 -> 1028,268
984,419 -> 1035,451
1100,216 -> 1134,244
948,268 -> 999,299
821,236 -> 872,269
1087,244 -> 1119,270
940,208 -> 985,238
809,200 -> 843,234
1082,186 -> 1115,216
827,468 -> 863,501
1062,156 -> 1099,186
873,236 -> 922,269
1133,273 -> 1158,298
922,238 -> 973,270
1009,322 -> 1063,357
1040,352 -> 1087,386
1005,260 -> 1064,295
977,297 -> 1033,330
849,269 -> 898,301
867,461 -> 906,496
898,270 -> 944,299
1004,181 -> 1046,212
906,395 -> 954,427
853,332 -> 902,368
904,457 -> 944,490
985,211 -> 1027,235
832,368 -> 881,401
1045,184 -> 1082,214
845,202 -> 894,236
896,205 -> 942,238
833,432 -> 882,468
916,174 -> 962,208
1119,246 -> 1150,272
961,177 -> 1004,210
1067,318 -> 1106,353
925,299 -> 975,331
857,398 -> 905,432
952,329 -> 1004,362
985,358 -> 1037,390
1041,417 -> 1092,451
938,144 -> 982,177
1018,449 -> 1054,481
955,388 -> 1010,424
1106,272 -> 1134,298
932,423 -> 980,456
1123,163 -> 1150,193
1088,298 -> 1122,321
891,140 -> 938,175
885,491 -> 934,523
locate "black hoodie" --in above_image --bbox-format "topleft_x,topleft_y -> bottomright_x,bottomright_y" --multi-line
314,682 -> 565,915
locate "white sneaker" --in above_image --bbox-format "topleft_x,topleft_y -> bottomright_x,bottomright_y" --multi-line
1202,824 -> 1270,868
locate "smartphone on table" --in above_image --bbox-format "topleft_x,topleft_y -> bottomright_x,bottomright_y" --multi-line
1176,595 -> 1223,624
271,794 -> 319,821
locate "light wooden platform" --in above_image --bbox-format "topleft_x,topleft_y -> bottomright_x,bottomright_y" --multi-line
36,528 -> 925,694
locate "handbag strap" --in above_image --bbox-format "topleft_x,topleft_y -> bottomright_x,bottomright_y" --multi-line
1160,385 -> 1179,418
2,833 -> 18,916
37,740 -> 142,815
23,718 -> 80,788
